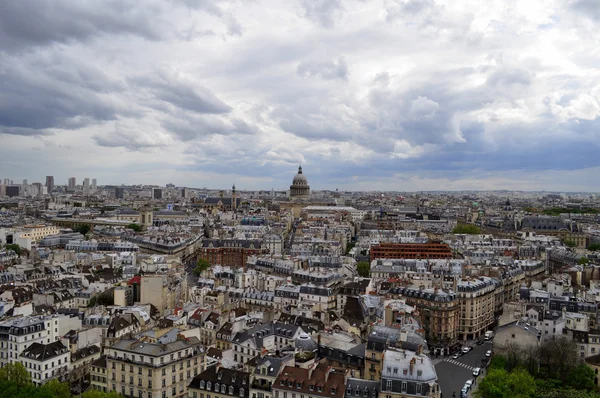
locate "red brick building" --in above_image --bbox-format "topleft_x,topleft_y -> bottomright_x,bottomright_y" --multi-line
370,242 -> 453,262
198,239 -> 269,267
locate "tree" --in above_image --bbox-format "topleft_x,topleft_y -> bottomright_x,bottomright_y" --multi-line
74,224 -> 91,235
578,257 -> 591,265
194,258 -> 211,276
356,261 -> 370,277
452,224 -> 481,234
588,243 -> 600,251
82,391 -> 124,398
4,243 -> 21,256
38,379 -> 70,398
564,240 -> 577,248
0,362 -> 31,387
505,341 -> 523,371
475,368 -> 536,398
127,223 -> 142,232
566,365 -> 596,391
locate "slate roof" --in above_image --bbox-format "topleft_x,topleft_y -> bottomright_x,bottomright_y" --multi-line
188,366 -> 250,398
232,321 -> 301,347
345,378 -> 379,398
72,344 -> 101,362
21,340 -> 69,361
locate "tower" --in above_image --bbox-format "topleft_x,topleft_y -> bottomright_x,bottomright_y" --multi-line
232,183 -> 237,212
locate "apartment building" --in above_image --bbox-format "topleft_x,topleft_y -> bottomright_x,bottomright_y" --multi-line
90,355 -> 108,393
298,284 -> 336,324
388,286 -> 460,347
20,340 -> 70,385
106,337 -> 205,398
456,277 -> 499,340
232,322 -> 304,365
14,225 -> 61,250
0,314 -> 77,367
380,349 -> 440,398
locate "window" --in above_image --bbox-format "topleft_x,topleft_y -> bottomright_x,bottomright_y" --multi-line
401,382 -> 407,393
230,386 -> 234,395
416,384 -> 422,394
200,381 -> 205,389
386,380 -> 391,391
240,388 -> 245,397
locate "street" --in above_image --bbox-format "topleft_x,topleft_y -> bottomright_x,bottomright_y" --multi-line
434,341 -> 491,397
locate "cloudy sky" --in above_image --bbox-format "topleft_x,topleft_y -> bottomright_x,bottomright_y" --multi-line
1,0 -> 600,192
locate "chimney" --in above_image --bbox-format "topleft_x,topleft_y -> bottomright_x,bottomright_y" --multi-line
409,357 -> 416,375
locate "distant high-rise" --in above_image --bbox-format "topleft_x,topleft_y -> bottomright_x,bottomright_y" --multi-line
181,188 -> 187,198
83,178 -> 90,192
152,188 -> 163,199
92,178 -> 97,191
68,177 -> 76,191
45,176 -> 54,193
22,179 -> 28,186
115,187 -> 124,199
6,186 -> 19,197
3,178 -> 9,186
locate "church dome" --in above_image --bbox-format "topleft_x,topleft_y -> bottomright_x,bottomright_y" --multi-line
293,166 -> 308,185
290,165 -> 310,198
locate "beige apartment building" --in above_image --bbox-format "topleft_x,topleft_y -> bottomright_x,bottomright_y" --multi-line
105,337 -> 205,398
456,277 -> 499,340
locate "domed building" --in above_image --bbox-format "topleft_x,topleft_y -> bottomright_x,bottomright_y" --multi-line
290,165 -> 310,199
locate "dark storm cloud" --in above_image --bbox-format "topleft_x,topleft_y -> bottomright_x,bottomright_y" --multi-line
299,0 -> 344,28
130,71 -> 232,115
297,57 -> 349,80
0,55 -> 119,133
0,1 -> 167,52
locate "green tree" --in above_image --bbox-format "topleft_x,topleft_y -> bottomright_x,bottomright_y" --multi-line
82,391 -> 124,398
4,243 -> 21,256
588,243 -> 600,251
566,365 -> 596,391
489,354 -> 508,371
0,362 -> 31,387
127,223 -> 142,232
356,261 -> 370,277
578,257 -> 591,265
74,224 -> 91,235
452,224 -> 481,234
475,368 -> 536,398
38,379 -> 70,398
564,240 -> 577,248
194,258 -> 211,276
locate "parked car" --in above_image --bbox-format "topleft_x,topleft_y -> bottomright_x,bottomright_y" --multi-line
465,380 -> 473,390
452,353 -> 461,359
476,339 -> 484,345
486,350 -> 492,357
473,367 -> 481,377
462,346 -> 472,354
461,387 -> 468,398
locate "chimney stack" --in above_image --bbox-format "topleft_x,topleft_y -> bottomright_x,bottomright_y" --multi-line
409,357 -> 416,375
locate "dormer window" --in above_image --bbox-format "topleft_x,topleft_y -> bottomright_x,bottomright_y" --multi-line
207,382 -> 212,390
309,385 -> 314,391
240,388 -> 245,397
318,386 -> 323,392
229,386 -> 234,395
347,387 -> 352,395
417,370 -> 422,377
297,382 -> 302,389
222,385 -> 226,393
200,381 -> 205,389
330,387 -> 336,395
281,380 -> 285,386
288,381 -> 293,387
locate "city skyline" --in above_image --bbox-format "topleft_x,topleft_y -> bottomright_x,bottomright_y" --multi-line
1,1 -> 600,192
